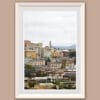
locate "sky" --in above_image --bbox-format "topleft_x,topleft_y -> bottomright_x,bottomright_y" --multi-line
23,10 -> 77,47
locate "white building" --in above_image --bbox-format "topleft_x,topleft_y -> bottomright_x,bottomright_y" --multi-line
31,59 -> 45,66
43,47 -> 51,58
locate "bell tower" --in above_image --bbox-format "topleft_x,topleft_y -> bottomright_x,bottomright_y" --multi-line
49,41 -> 52,48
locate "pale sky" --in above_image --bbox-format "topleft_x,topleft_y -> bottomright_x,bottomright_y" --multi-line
23,10 -> 77,47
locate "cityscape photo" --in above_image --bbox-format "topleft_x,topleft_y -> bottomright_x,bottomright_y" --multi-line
24,10 -> 77,89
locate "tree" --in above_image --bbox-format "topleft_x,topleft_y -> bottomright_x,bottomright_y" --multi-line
67,84 -> 73,89
47,78 -> 51,82
61,60 -> 66,68
45,57 -> 51,65
25,64 -> 32,69
69,50 -> 76,58
28,81 -> 36,88
25,64 -> 35,77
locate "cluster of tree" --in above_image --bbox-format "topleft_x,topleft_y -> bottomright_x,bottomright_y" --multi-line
25,64 -> 48,77
52,79 -> 76,89
45,57 -> 51,65
59,83 -> 76,89
36,71 -> 47,77
69,50 -> 76,58
25,64 -> 35,77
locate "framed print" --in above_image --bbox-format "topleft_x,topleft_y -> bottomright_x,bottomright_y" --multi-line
15,2 -> 85,99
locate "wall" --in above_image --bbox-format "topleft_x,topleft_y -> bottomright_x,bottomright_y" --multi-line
0,0 -> 100,100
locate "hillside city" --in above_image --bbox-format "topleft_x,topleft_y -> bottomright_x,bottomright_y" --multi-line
24,40 -> 76,89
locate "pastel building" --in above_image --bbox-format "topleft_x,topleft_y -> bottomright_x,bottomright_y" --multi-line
52,50 -> 63,58
31,59 -> 45,66
50,62 -> 62,70
43,46 -> 51,58
24,40 -> 43,58
25,50 -> 38,59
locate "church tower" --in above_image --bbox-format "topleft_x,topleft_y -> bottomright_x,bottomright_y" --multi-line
49,41 -> 52,48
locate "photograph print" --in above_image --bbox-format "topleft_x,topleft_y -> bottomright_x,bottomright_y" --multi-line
15,2 -> 85,99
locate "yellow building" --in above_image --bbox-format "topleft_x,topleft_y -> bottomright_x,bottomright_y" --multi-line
25,51 -> 38,59
52,50 -> 62,58
24,40 -> 43,58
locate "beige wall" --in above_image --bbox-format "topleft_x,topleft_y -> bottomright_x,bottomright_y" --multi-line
0,0 -> 100,100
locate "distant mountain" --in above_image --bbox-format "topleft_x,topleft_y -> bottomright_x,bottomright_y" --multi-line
52,44 -> 76,50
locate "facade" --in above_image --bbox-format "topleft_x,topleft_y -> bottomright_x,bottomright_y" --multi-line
25,50 -> 38,59
52,49 -> 63,58
31,59 -> 45,66
62,50 -> 69,57
50,62 -> 62,70
43,46 -> 51,58
24,40 -> 43,58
